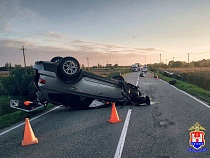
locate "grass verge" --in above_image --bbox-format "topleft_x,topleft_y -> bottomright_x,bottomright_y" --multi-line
156,72 -> 210,104
0,104 -> 55,130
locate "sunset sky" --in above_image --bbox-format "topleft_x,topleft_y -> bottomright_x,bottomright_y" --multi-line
1,0 -> 210,67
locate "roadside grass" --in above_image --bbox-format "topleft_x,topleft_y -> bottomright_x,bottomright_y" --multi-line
0,104 -> 55,130
156,73 -> 210,104
0,111 -> 28,129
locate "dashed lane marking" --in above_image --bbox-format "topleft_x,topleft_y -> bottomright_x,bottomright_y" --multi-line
114,73 -> 139,158
114,109 -> 132,158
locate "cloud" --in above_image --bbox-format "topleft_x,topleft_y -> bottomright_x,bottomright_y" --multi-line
0,38 -> 163,66
0,0 -> 47,33
134,48 -> 164,51
70,40 -> 161,55
39,31 -> 67,39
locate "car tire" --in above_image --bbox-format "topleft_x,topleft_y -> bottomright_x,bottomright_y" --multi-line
58,57 -> 81,78
50,56 -> 63,63
146,96 -> 150,105
112,75 -> 124,81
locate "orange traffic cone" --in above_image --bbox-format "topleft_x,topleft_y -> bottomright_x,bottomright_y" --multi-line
108,103 -> 122,123
22,118 -> 38,146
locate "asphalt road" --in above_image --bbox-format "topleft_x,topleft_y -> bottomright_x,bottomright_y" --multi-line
1,72 -> 210,158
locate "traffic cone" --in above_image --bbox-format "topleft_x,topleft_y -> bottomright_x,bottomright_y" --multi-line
22,118 -> 38,146
108,103 -> 122,123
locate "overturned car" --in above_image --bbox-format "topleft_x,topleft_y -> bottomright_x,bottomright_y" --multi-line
11,56 -> 150,112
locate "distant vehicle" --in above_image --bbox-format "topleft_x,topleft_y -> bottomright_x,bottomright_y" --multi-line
140,72 -> 145,77
132,67 -> 138,72
142,65 -> 148,72
11,56 -> 150,112
131,63 -> 140,72
162,71 -> 183,80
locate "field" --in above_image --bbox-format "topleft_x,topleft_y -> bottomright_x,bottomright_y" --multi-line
164,67 -> 210,73
162,67 -> 210,91
84,67 -> 131,77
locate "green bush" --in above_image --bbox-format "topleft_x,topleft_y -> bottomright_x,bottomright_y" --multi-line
0,67 -> 36,99
0,96 -> 16,116
180,72 -> 210,91
0,68 -> 37,116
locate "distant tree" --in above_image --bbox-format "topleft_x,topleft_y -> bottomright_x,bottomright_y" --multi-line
203,59 -> 210,67
114,64 -> 118,68
5,62 -> 12,67
106,64 -> 112,68
189,62 -> 195,67
15,64 -> 21,68
0,67 -> 36,99
159,63 -> 168,69
81,64 -> 85,69
168,61 -> 186,68
97,63 -> 103,68
174,61 -> 183,68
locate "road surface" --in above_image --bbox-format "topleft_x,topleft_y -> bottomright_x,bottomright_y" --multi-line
0,72 -> 210,158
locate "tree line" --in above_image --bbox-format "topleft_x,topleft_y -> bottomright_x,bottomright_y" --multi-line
149,59 -> 210,69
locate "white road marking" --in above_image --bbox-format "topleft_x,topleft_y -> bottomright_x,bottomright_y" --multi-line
136,73 -> 140,86
114,74 -> 139,158
172,85 -> 210,109
114,109 -> 132,158
0,106 -> 60,136
136,80 -> 139,86
160,79 -> 210,109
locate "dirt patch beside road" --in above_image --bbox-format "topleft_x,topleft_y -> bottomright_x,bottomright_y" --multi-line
0,71 -> 9,77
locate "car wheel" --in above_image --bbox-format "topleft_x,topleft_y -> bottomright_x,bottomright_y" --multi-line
50,56 -> 63,63
146,96 -> 150,105
112,75 -> 124,81
58,57 -> 80,78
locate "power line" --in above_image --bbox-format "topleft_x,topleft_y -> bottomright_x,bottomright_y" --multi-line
191,52 -> 210,55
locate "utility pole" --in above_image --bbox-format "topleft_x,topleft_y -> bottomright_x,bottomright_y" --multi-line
87,57 -> 89,69
160,53 -> 161,63
187,53 -> 190,64
20,45 -> 26,67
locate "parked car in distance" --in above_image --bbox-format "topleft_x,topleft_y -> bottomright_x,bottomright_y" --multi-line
140,72 -> 145,77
